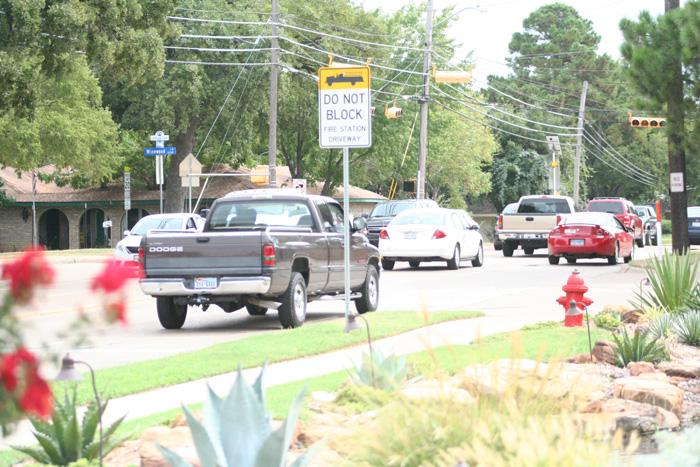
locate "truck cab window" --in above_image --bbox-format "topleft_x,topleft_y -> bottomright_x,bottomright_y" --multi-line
316,202 -> 346,233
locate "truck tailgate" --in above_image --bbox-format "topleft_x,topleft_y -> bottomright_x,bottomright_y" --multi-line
144,231 -> 263,277
502,214 -> 558,233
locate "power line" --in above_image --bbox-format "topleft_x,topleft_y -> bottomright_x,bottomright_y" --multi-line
586,124 -> 656,178
280,12 -> 396,38
584,144 -> 655,187
165,45 -> 273,53
167,15 -> 270,27
179,33 -> 274,40
165,60 -> 273,66
581,132 -> 656,184
582,129 -> 656,181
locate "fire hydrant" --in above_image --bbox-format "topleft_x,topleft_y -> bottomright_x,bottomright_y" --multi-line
556,269 -> 593,327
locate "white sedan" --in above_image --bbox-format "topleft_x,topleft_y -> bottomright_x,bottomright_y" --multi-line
114,213 -> 204,261
378,208 -> 484,270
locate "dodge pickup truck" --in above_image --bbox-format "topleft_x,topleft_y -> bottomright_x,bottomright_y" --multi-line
139,190 -> 381,329
498,195 -> 575,257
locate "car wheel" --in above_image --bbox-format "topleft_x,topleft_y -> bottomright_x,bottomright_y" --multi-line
548,255 -> 560,265
381,258 -> 395,271
636,236 -> 645,248
355,266 -> 379,314
157,297 -> 187,330
494,242 -> 502,251
624,243 -> 634,264
652,235 -> 658,246
278,272 -> 307,328
524,247 -> 534,255
447,245 -> 461,270
607,242 -> 619,265
409,260 -> 420,269
566,257 -> 577,264
246,304 -> 268,316
471,243 -> 484,267
503,243 -> 514,257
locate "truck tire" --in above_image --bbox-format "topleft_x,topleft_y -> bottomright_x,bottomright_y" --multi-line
446,245 -> 461,270
523,247 -> 534,255
503,243 -> 514,257
548,256 -> 560,265
408,260 -> 420,269
278,272 -> 307,328
636,236 -> 645,248
381,258 -> 395,271
246,304 -> 268,316
157,297 -> 187,330
355,266 -> 379,314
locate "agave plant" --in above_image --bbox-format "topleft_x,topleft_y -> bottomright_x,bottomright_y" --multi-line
634,253 -> 700,312
611,327 -> 668,367
13,388 -> 124,465
158,368 -> 317,467
349,349 -> 407,391
645,312 -> 677,340
673,310 -> 700,346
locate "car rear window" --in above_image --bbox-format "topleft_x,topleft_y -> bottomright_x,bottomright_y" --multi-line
588,201 -> 624,214
392,211 -> 446,226
517,198 -> 571,214
688,207 -> 700,218
131,217 -> 183,235
370,202 -> 415,218
208,200 -> 312,230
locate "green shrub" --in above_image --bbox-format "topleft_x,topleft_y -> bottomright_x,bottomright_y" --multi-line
593,311 -> 622,330
635,253 -> 700,312
661,219 -> 672,234
349,349 -> 407,391
611,328 -> 668,367
673,310 -> 700,346
12,389 -> 124,466
645,312 -> 676,340
333,382 -> 393,414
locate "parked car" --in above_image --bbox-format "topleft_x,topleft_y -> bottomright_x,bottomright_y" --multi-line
498,195 -> 575,257
378,208 -> 483,270
494,202 -> 518,251
139,190 -> 380,329
634,205 -> 658,246
586,197 -> 644,248
115,213 -> 204,261
547,212 -> 635,265
688,206 -> 700,245
366,199 -> 439,247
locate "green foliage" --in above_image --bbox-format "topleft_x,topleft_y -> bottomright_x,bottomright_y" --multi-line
489,142 -> 548,210
349,349 -> 407,391
13,388 -> 125,466
611,327 -> 668,368
333,381 -> 393,414
673,310 -> 700,346
158,368 -> 317,467
520,320 -> 561,331
593,311 -> 622,331
645,312 -> 676,340
661,219 -> 672,234
634,253 -> 700,312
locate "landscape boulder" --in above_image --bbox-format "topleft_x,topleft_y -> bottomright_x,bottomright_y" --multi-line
613,377 -> 684,418
627,361 -> 655,377
589,398 -> 680,433
658,361 -> 700,379
592,341 -> 618,366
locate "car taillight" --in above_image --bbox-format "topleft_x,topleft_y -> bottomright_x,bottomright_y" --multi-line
556,214 -> 562,225
594,225 -> 608,237
262,244 -> 276,267
138,247 -> 144,263
623,215 -> 630,226
497,214 -> 503,230
550,226 -> 563,237
379,229 -> 389,240
432,229 -> 447,240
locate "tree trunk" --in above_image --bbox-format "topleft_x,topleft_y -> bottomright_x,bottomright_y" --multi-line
164,121 -> 198,213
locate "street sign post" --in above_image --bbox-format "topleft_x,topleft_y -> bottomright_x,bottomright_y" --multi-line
124,169 -> 131,212
546,135 -> 562,195
318,65 -> 371,330
670,172 -> 684,193
144,147 -> 176,156
147,131 -> 173,213
179,153 -> 202,213
292,178 -> 307,194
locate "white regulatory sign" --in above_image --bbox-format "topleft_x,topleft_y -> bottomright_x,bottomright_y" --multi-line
670,172 -> 684,193
318,66 -> 371,148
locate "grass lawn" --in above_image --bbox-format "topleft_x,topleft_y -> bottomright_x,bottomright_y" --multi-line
58,310 -> 482,404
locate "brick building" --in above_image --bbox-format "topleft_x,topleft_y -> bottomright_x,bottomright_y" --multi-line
0,166 -> 385,252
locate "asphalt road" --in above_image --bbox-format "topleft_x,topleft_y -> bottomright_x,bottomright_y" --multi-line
9,245 -> 664,370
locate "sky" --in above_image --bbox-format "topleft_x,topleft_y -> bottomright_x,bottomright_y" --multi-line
356,0 -> 666,84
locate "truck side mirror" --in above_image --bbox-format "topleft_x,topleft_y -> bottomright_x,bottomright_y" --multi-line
352,217 -> 367,232
199,209 -> 210,219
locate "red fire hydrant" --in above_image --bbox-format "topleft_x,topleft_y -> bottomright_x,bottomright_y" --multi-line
556,270 -> 593,327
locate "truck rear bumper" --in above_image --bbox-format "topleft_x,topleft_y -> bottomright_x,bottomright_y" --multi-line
140,277 -> 272,297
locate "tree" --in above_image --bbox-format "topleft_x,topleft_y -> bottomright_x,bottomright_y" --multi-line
490,143 -> 548,211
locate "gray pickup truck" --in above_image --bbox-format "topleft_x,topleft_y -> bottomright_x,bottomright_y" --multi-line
139,190 -> 381,329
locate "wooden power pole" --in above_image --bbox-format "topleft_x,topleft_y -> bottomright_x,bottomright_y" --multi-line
268,0 -> 279,188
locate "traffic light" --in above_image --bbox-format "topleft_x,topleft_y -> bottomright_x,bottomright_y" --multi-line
250,165 -> 269,186
403,179 -> 416,193
628,112 -> 666,128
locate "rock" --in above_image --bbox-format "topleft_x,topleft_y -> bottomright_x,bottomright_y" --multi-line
637,372 -> 669,383
401,380 -> 475,404
621,309 -> 643,324
669,376 -> 689,386
627,361 -> 655,377
658,361 -> 700,379
613,377 -> 684,418
592,341 -> 618,366
568,353 -> 594,364
139,426 -> 200,467
595,398 -> 679,433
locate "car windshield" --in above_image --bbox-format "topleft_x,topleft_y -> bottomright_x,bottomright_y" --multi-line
208,200 -> 312,230
588,201 -> 624,214
688,207 -> 700,217
370,202 -> 415,218
634,207 -> 648,217
560,213 -> 615,226
517,198 -> 571,214
131,217 -> 184,235
392,211 -> 446,226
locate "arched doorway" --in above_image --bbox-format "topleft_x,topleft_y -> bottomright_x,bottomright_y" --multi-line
38,209 -> 69,250
79,208 -> 108,248
120,208 -> 150,237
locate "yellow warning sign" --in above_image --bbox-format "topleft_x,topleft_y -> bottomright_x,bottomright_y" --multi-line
319,66 -> 370,91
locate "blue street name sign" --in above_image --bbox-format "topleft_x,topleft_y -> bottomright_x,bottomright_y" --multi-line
144,147 -> 176,156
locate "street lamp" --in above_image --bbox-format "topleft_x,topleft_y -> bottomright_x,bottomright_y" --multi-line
55,354 -> 103,467
344,313 -> 375,387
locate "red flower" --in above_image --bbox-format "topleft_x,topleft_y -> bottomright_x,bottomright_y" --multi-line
2,247 -> 55,304
104,299 -> 128,325
91,259 -> 142,294
19,374 -> 52,418
0,348 -> 53,418
1,348 -> 37,392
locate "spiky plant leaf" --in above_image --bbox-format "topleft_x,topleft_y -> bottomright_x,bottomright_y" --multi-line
612,327 -> 668,367
254,389 -> 305,467
182,404 -> 219,467
673,310 -> 700,346
34,431 -> 64,465
157,444 -> 195,467
11,445 -> 52,465
80,401 -> 100,451
634,253 -> 700,312
203,384 -> 225,463
62,411 -> 81,462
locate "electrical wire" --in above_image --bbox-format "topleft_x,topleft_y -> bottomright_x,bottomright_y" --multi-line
167,16 -> 270,26
586,124 -> 657,178
582,129 -> 656,181
165,60 -> 273,66
280,12 -> 396,38
179,33 -> 274,40
581,132 -> 656,184
165,45 -> 274,53
584,144 -> 655,186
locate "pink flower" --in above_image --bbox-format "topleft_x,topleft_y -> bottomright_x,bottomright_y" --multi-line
2,247 -> 55,304
91,259 -> 142,294
1,348 -> 37,392
1,348 -> 53,418
104,299 -> 128,326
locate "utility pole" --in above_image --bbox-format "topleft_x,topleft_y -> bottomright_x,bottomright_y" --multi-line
573,80 -> 588,209
417,0 -> 433,200
666,0 -> 689,253
268,0 -> 279,188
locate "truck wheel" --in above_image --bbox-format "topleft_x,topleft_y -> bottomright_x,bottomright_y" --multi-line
408,260 -> 420,269
246,304 -> 268,316
523,247 -> 534,255
355,266 -> 379,314
381,258 -> 395,271
278,272 -> 307,328
157,297 -> 187,330
447,245 -> 461,270
503,243 -> 514,257
471,243 -> 484,267
636,236 -> 645,248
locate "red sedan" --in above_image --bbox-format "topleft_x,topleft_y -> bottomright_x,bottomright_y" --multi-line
548,212 -> 635,265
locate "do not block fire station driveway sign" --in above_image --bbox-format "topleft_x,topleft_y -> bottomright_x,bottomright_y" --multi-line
318,66 -> 371,148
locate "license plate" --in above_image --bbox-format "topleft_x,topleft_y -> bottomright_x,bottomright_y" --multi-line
404,232 -> 417,240
565,229 -> 577,234
570,239 -> 585,246
524,234 -> 537,239
693,222 -> 700,227
194,277 -> 217,289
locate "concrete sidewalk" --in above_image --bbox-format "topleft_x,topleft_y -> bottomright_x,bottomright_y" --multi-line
1,314 -> 539,448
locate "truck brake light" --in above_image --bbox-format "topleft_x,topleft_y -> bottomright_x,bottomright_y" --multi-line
432,229 -> 447,240
379,229 -> 389,240
497,214 -> 503,230
262,244 -> 276,267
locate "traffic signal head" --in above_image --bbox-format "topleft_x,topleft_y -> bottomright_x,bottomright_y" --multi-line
403,179 -> 416,193
628,112 -> 666,128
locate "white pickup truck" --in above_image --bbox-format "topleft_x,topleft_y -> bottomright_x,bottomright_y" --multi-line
498,195 -> 575,257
